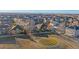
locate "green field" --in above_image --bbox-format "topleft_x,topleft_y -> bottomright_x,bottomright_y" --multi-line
0,36 -> 15,40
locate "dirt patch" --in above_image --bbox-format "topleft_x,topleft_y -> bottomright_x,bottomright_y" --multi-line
16,38 -> 44,49
0,44 -> 16,49
16,36 -> 60,49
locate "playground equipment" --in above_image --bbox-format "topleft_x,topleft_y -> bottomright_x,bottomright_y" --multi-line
32,19 -> 57,37
8,18 -> 37,42
8,18 -> 57,38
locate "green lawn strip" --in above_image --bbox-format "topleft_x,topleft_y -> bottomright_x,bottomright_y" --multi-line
0,36 -> 15,40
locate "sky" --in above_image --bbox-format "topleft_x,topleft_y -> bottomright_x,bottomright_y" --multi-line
0,10 -> 79,14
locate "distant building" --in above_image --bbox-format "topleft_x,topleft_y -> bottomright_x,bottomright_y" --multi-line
0,16 -> 13,35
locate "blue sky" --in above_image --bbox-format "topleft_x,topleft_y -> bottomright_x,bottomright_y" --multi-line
0,10 -> 79,14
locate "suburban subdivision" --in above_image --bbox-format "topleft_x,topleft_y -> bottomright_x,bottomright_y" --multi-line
0,11 -> 79,49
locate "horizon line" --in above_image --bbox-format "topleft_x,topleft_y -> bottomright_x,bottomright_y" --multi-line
0,10 -> 79,14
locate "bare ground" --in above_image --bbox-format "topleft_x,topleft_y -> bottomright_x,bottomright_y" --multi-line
0,35 -> 79,49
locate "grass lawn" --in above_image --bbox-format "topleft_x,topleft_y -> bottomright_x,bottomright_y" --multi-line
0,36 -> 15,40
